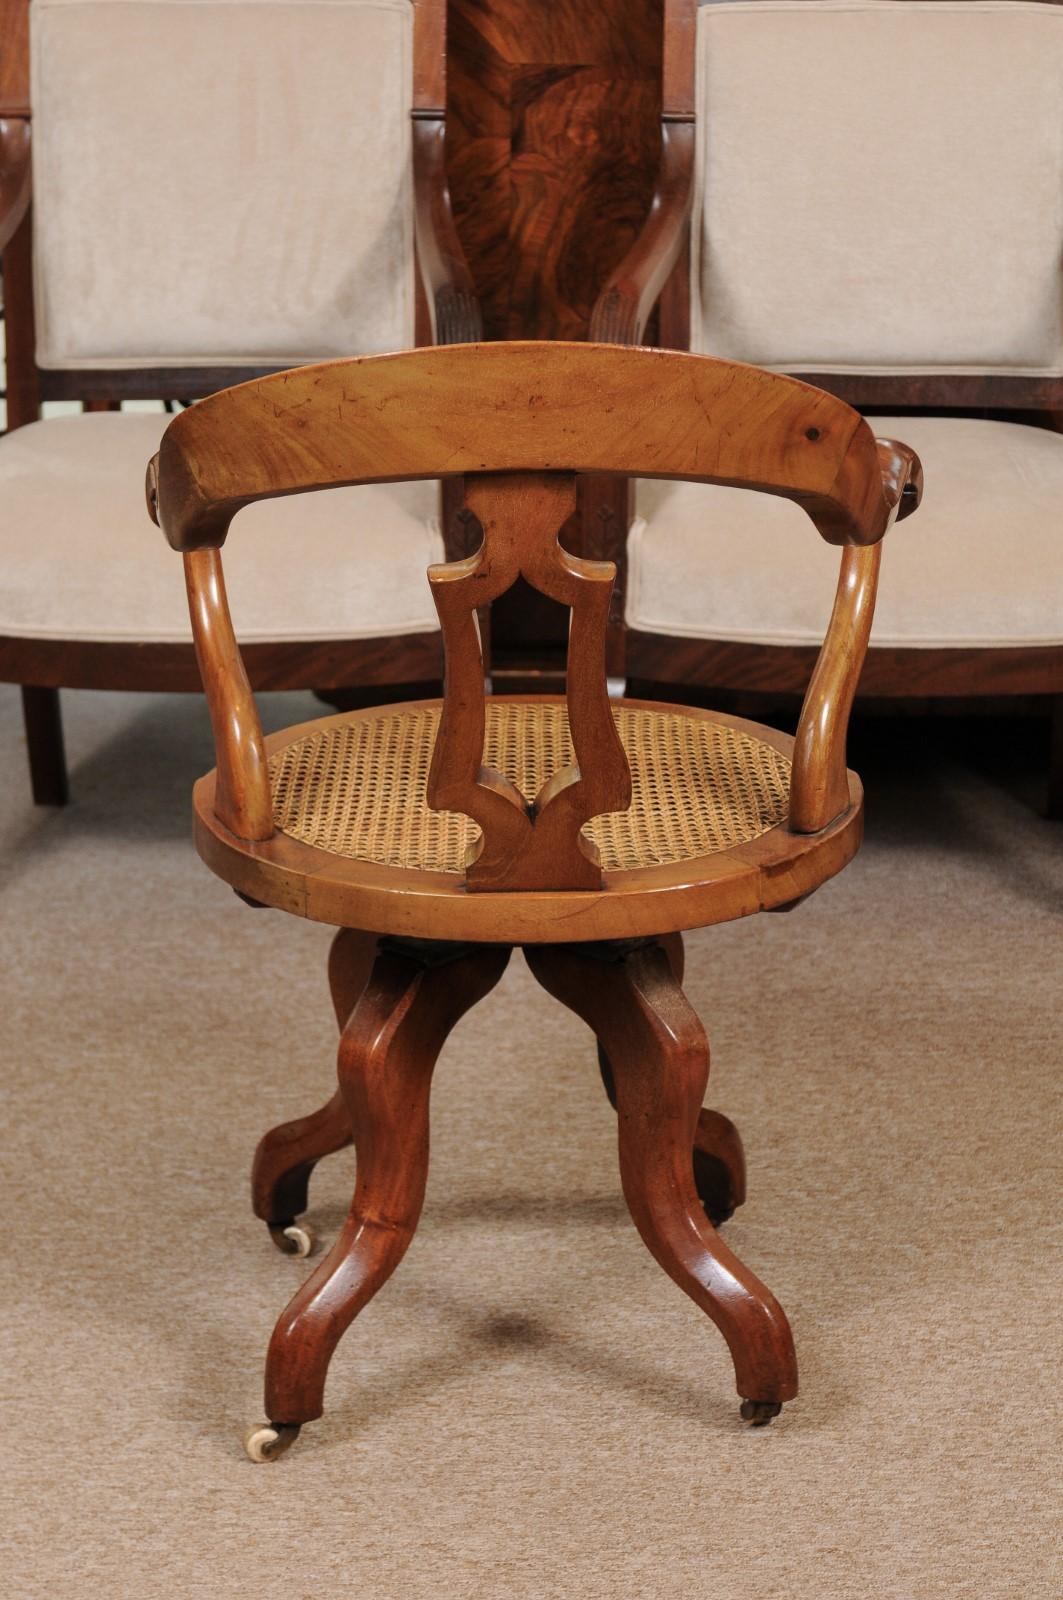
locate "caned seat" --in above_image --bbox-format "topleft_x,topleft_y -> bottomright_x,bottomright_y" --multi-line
198,696 -> 859,942
0,0 -> 478,803
589,0 -> 1063,804
153,342 -> 922,1459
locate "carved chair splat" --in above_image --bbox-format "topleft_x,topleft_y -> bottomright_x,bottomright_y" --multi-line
152,341 -> 922,1459
429,472 -> 630,889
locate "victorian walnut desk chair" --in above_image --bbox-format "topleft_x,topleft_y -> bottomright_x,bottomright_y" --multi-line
588,0 -> 1063,810
0,0 -> 478,806
149,340 -> 921,1459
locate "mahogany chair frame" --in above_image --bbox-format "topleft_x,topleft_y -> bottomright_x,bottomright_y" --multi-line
0,0 -> 480,805
587,0 -> 1063,808
149,340 -> 920,1455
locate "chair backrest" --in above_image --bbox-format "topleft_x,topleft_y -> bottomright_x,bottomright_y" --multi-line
30,0 -> 431,370
151,342 -> 918,882
685,0 -> 1063,386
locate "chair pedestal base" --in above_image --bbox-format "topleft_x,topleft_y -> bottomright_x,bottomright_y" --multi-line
244,930 -> 796,1458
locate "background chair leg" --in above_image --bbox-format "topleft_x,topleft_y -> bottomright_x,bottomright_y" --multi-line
1048,696 -> 1063,820
594,933 -> 746,1226
251,930 -> 378,1255
254,940 -> 511,1449
527,940 -> 796,1421
21,686 -> 69,806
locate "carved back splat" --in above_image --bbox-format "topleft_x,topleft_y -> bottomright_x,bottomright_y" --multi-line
427,472 -> 631,890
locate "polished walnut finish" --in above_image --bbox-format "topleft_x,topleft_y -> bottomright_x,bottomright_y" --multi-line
587,0 -> 1063,810
153,341 -> 921,1455
597,930 -> 747,1227
250,928 -> 378,1245
428,472 -> 630,889
181,547 -> 274,844
191,698 -> 865,946
526,939 -> 796,1408
264,940 -> 512,1425
445,0 -> 664,687
447,0 -> 662,342
0,0 -> 478,806
0,0 -> 29,120
152,345 -> 912,553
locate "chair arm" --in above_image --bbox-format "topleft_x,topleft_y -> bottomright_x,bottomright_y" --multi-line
0,117 -> 30,256
789,439 -> 922,834
147,456 -> 273,841
588,121 -> 695,347
412,117 -> 483,346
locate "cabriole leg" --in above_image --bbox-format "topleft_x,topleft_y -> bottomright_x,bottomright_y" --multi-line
595,934 -> 746,1226
527,938 -> 796,1425
251,930 -> 377,1257
247,939 -> 511,1459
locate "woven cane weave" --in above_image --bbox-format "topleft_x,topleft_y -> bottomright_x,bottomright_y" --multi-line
268,703 -> 791,874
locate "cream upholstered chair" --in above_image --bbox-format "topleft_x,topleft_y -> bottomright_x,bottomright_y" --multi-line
590,0 -> 1063,809
0,0 -> 479,804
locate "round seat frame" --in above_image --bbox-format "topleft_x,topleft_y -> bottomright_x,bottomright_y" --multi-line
194,697 -> 864,943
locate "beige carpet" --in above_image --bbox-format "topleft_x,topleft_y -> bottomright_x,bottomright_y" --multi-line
1,684 -> 1060,1599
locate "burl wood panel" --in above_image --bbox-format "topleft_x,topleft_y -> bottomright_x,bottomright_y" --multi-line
447,1 -> 663,674
447,1 -> 663,340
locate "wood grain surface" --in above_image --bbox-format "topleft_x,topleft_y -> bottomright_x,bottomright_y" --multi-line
446,2 -> 665,670
0,0 -> 29,118
447,1 -> 662,340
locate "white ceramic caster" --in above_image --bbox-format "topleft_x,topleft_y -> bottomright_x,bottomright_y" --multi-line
243,1422 -> 301,1463
268,1222 -> 316,1258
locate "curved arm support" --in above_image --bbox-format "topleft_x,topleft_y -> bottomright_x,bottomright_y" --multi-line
183,548 -> 273,841
149,445 -> 273,839
788,542 -> 881,834
789,438 -> 922,833
0,117 -> 30,255
412,117 -> 483,346
588,121 -> 694,347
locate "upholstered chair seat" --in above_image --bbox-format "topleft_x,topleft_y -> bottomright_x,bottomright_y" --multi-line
0,0 -> 478,804
629,416 -> 1063,649
0,413 -> 442,645
590,0 -> 1063,805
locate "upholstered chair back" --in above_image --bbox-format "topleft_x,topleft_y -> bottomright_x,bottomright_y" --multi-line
30,0 -> 416,369
692,0 -> 1063,376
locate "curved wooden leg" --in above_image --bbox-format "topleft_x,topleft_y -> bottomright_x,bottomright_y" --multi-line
327,927 -> 380,1031
527,939 -> 796,1420
594,934 -> 746,1227
261,940 -> 511,1434
250,930 -> 377,1251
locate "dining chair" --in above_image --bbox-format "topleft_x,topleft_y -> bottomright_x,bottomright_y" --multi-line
588,0 -> 1063,811
0,0 -> 479,805
150,339 -> 921,1459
